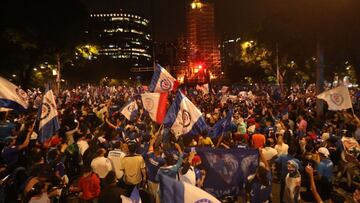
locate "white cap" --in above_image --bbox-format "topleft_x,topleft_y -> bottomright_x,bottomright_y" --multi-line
318,147 -> 330,158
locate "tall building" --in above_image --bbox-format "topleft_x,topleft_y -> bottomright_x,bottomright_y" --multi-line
186,0 -> 221,82
87,12 -> 153,67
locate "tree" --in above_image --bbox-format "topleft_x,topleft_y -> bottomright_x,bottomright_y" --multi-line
0,0 -> 88,88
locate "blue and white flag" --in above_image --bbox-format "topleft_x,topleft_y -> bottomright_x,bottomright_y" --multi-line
38,85 -> 60,143
0,76 -> 29,112
163,91 -> 208,138
159,174 -> 221,203
149,64 -> 177,93
208,108 -> 233,138
121,187 -> 142,203
120,100 -> 138,121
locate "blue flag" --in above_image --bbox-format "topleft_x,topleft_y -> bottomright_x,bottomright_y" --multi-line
196,147 -> 259,198
208,108 -> 233,138
159,174 -> 221,203
37,84 -> 60,143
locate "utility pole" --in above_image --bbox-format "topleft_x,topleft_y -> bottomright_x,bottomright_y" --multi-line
316,42 -> 324,118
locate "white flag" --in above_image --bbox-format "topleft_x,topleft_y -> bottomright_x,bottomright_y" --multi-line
317,85 -> 352,111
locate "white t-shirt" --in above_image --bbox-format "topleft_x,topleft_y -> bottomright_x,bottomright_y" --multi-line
77,140 -> 89,156
275,143 -> 289,155
262,147 -> 278,161
179,166 -> 196,186
91,156 -> 113,178
108,149 -> 126,179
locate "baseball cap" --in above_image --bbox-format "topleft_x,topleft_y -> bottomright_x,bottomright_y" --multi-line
318,147 -> 330,158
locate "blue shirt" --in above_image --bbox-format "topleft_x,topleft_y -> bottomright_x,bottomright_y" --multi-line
144,152 -> 165,182
317,159 -> 333,182
250,171 -> 272,203
1,146 -> 19,167
0,121 -> 15,142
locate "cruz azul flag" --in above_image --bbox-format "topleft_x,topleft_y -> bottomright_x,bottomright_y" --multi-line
149,64 -> 178,93
120,100 -> 138,121
196,84 -> 209,94
316,85 -> 352,111
159,174 -> 221,203
121,187 -> 142,203
38,85 -> 60,143
163,91 -> 208,138
0,76 -> 29,111
141,92 -> 167,124
209,108 -> 233,138
196,148 -> 259,197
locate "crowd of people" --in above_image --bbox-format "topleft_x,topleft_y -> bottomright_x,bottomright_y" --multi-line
0,83 -> 360,203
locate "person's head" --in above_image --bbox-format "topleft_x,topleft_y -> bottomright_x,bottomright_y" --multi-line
265,138 -> 273,147
4,136 -> 16,146
256,165 -> 269,186
287,159 -> 299,175
318,147 -> 330,159
82,166 -> 92,177
127,142 -> 137,154
164,153 -> 175,166
95,148 -> 107,157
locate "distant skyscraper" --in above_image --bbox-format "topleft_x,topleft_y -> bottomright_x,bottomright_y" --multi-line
87,12 -> 153,67
186,0 -> 221,81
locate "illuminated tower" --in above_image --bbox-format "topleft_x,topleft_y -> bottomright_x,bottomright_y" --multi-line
186,0 -> 221,81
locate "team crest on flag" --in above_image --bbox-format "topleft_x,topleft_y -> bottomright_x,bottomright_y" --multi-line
141,93 -> 167,124
181,110 -> 191,127
160,78 -> 172,91
330,93 -> 344,106
15,88 -> 29,104
143,98 -> 154,111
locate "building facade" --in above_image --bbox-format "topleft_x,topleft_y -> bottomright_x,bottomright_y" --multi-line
87,12 -> 153,67
186,0 -> 221,82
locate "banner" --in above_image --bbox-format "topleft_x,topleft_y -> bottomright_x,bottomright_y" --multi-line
196,148 -> 259,197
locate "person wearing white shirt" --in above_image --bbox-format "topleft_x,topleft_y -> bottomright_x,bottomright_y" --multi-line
262,139 -> 278,162
108,142 -> 126,180
275,136 -> 289,156
91,148 -> 113,179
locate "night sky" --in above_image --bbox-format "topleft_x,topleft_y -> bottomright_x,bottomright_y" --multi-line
82,0 -> 360,44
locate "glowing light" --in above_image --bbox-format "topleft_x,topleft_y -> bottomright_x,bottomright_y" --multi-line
33,68 -> 37,71
12,74 -> 16,78
40,65 -> 45,69
52,69 -> 57,76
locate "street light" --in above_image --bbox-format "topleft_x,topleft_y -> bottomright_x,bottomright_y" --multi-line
12,74 -> 16,78
33,68 -> 38,71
